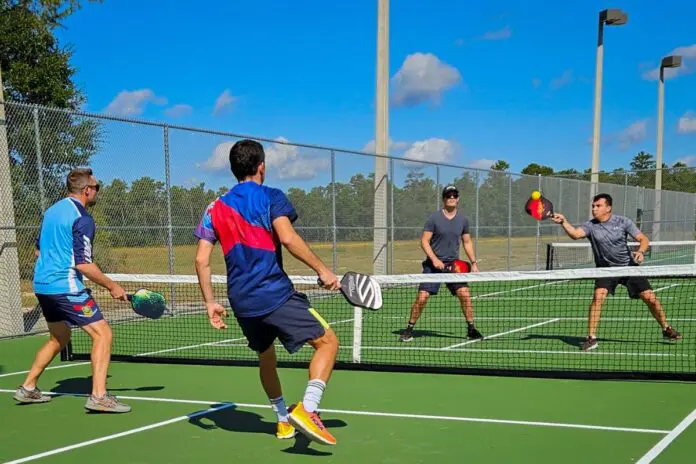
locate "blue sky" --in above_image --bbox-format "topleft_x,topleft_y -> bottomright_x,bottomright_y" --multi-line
55,0 -> 696,191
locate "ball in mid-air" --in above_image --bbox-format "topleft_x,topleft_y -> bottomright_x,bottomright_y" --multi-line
531,191 -> 541,200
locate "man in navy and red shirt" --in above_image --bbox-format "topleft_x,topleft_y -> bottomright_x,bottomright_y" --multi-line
194,139 -> 340,446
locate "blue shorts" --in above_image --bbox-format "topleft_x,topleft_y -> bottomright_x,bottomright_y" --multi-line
417,259 -> 468,296
36,289 -> 104,327
235,292 -> 328,354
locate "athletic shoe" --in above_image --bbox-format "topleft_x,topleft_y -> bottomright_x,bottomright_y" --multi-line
581,336 -> 598,352
467,326 -> 484,339
13,386 -> 51,404
276,421 -> 297,439
288,401 -> 336,445
399,328 -> 413,342
84,393 -> 131,413
663,326 -> 682,340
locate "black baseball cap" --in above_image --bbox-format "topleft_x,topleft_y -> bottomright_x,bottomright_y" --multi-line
442,185 -> 459,197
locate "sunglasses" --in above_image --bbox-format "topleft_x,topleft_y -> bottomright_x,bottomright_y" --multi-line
85,183 -> 100,192
444,193 -> 459,199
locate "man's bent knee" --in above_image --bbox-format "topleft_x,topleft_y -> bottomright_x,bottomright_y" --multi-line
83,319 -> 113,343
309,328 -> 339,351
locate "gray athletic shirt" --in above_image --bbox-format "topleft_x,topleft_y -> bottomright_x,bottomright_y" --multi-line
423,210 -> 470,262
579,214 -> 642,267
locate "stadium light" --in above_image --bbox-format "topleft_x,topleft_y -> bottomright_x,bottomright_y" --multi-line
589,8 -> 628,196
653,55 -> 682,241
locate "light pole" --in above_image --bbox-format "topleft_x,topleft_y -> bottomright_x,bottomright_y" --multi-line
373,0 -> 389,274
590,8 -> 628,200
653,55 -> 682,241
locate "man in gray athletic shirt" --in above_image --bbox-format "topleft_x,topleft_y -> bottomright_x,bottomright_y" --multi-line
553,193 -> 682,351
399,185 -> 483,342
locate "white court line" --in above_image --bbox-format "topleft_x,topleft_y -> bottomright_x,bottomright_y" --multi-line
3,401 -> 235,464
0,362 -> 91,379
472,279 -> 569,299
0,389 -> 669,435
442,318 -> 561,350
636,408 -> 696,464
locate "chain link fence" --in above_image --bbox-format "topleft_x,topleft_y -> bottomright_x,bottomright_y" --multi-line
2,101 -> 696,337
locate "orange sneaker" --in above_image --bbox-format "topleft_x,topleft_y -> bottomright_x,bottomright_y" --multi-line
287,402 -> 336,445
276,421 -> 296,439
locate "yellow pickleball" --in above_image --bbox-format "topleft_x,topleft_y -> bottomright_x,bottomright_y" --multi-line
531,191 -> 541,200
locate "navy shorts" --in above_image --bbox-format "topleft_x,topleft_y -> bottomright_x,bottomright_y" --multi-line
417,259 -> 468,296
36,288 -> 104,327
235,292 -> 328,355
595,277 -> 652,300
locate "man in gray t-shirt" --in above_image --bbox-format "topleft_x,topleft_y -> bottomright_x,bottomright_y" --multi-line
553,193 -> 681,351
399,185 -> 483,342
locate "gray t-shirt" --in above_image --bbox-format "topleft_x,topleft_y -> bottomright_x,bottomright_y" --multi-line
424,210 -> 470,262
579,214 -> 642,267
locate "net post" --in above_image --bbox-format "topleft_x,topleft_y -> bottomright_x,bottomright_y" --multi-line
32,106 -> 47,212
163,125 -> 176,314
60,342 -> 74,362
331,150 -> 337,273
546,243 -> 553,270
352,305 -> 362,364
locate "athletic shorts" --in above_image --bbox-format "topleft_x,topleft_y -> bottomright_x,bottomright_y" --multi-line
36,288 -> 104,327
235,292 -> 328,354
417,259 -> 468,296
595,277 -> 652,299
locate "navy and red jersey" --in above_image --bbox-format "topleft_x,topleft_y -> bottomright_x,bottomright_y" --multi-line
194,181 -> 298,318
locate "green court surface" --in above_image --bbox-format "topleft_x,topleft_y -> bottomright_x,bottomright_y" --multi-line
2,330 -> 696,462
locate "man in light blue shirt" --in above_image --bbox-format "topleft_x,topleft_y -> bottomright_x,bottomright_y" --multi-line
13,168 -> 131,413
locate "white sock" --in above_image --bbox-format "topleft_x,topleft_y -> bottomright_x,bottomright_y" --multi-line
303,379 -> 326,413
270,396 -> 289,422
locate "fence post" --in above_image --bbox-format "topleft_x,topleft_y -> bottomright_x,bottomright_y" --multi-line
331,150 -> 337,274
163,126 -> 175,313
390,158 -> 395,274
32,107 -> 47,212
0,67 -> 23,336
436,165 -> 441,211
535,174 -> 541,270
475,171 -> 479,257
623,173 -> 628,217
507,175 -> 512,271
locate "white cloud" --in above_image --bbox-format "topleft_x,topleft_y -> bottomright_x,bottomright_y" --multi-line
678,112 -> 696,134
104,89 -> 166,116
618,120 -> 648,151
362,138 -> 409,154
200,137 -> 329,181
482,26 -> 512,41
403,138 -> 455,165
467,159 -> 496,170
391,53 -> 462,107
675,155 -> 696,167
213,90 -> 236,116
642,43 -> 696,81
165,104 -> 193,118
550,70 -> 574,90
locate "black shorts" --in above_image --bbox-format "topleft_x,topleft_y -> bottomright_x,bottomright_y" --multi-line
36,288 -> 104,327
595,277 -> 652,299
417,259 -> 468,296
235,292 -> 328,354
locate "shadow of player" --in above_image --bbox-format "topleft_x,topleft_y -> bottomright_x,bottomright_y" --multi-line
391,329 -> 461,340
520,333 -> 652,349
52,376 -> 165,395
189,404 -> 347,456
